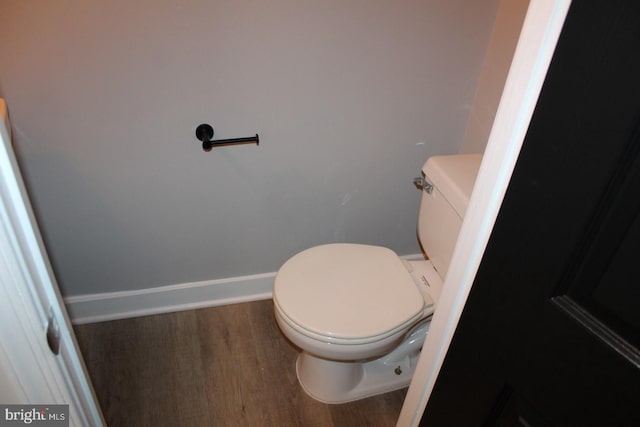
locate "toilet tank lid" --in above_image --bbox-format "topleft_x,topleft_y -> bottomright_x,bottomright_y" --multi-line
422,154 -> 483,218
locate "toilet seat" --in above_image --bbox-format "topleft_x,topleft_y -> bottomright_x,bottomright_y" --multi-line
273,244 -> 426,345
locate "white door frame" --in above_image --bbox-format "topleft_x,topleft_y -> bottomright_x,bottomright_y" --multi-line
397,1 -> 572,425
0,103 -> 104,426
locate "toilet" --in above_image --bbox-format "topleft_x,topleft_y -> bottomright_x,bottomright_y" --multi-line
273,153 -> 482,403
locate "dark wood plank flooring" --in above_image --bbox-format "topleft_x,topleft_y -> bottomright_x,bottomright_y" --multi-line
74,299 -> 406,426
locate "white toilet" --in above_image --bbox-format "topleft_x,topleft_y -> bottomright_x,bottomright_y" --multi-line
273,153 -> 482,403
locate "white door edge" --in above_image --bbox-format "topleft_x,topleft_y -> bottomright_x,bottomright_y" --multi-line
0,102 -> 104,426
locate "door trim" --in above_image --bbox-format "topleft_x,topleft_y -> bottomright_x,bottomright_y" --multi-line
397,1 -> 572,424
551,295 -> 640,368
0,104 -> 104,425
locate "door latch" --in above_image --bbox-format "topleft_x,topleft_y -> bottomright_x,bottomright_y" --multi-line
46,309 -> 60,356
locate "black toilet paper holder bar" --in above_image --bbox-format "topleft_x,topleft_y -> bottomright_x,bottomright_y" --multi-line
195,124 -> 259,152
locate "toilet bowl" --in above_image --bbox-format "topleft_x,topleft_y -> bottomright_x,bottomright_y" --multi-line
274,244 -> 441,403
273,154 -> 482,403
274,244 -> 436,359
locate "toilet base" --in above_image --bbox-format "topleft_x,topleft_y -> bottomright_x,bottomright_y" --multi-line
295,320 -> 429,404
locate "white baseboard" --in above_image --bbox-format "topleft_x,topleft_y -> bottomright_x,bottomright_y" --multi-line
64,272 -> 275,325
64,253 -> 424,325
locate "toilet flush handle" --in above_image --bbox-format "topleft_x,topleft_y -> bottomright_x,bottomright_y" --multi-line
413,177 -> 433,194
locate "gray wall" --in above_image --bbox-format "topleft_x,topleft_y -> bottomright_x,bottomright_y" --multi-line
460,0 -> 529,154
0,0 -> 500,296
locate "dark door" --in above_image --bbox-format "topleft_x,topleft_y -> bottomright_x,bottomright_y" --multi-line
421,1 -> 640,426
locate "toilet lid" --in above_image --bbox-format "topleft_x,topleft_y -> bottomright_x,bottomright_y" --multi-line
273,244 -> 425,342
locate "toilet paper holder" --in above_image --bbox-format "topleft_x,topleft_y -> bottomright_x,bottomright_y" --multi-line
195,124 -> 259,152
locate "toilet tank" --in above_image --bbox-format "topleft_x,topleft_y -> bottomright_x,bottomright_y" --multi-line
417,154 -> 482,279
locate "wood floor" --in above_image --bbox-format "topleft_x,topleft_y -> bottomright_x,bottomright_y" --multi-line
74,299 -> 406,426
